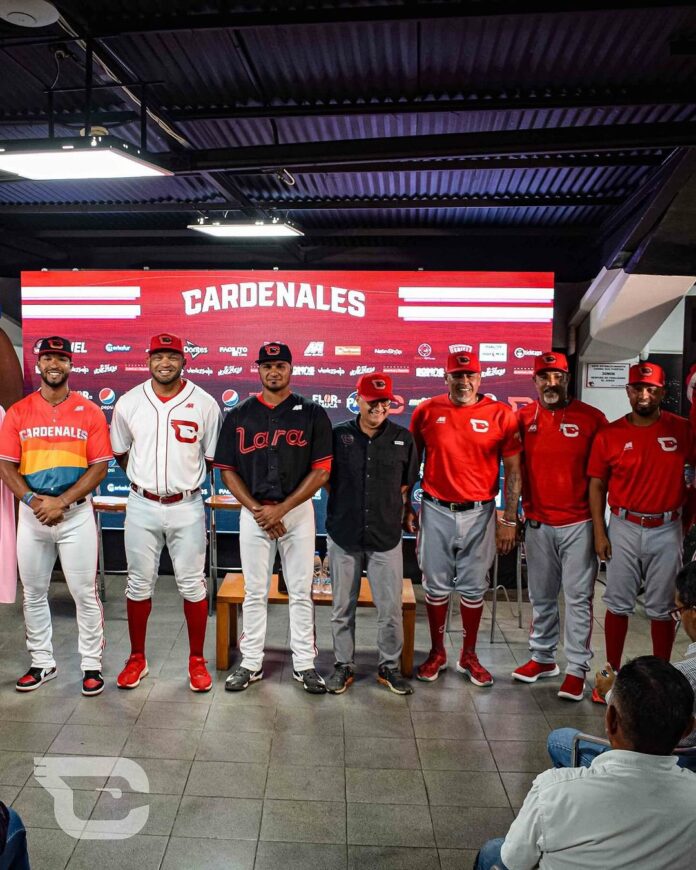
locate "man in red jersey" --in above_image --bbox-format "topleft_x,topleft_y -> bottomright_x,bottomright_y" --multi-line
514,352 -> 607,701
589,361 -> 694,690
410,349 -> 522,687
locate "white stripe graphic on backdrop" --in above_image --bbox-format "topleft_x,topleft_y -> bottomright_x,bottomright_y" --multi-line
398,287 -> 554,303
22,286 -> 141,300
397,305 -> 553,322
22,286 -> 141,319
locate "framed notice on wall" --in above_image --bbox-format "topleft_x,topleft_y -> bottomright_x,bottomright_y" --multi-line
585,363 -> 630,388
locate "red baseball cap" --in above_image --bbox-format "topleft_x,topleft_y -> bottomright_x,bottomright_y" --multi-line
148,333 -> 185,355
628,361 -> 665,387
356,372 -> 395,402
534,351 -> 569,375
446,350 -> 480,374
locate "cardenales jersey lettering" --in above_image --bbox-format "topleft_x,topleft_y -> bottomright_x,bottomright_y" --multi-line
518,399 -> 607,526
213,393 -> 332,500
588,411 -> 696,513
110,380 -> 222,494
0,391 -> 111,495
410,394 -> 521,502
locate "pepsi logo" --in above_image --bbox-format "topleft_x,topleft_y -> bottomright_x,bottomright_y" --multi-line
222,389 -> 240,408
99,388 -> 116,405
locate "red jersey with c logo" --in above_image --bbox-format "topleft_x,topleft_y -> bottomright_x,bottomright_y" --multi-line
410,394 -> 521,502
518,399 -> 607,526
587,411 -> 695,513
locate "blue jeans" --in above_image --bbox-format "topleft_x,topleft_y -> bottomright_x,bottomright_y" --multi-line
474,837 -> 510,870
0,808 -> 30,870
547,727 -> 696,772
547,727 -> 608,768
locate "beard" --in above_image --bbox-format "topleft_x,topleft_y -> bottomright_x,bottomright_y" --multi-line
40,370 -> 68,388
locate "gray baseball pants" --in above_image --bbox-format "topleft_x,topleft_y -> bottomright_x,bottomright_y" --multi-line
604,513 -> 682,619
417,498 -> 496,599
524,520 -> 597,678
328,537 -> 403,669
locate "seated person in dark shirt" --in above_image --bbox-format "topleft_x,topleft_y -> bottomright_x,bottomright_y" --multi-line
324,373 -> 419,695
0,801 -> 29,870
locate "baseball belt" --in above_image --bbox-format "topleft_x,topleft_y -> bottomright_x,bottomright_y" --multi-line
130,483 -> 200,504
422,491 -> 494,512
610,506 -> 680,528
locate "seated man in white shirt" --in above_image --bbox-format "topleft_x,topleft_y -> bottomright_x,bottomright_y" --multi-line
548,560 -> 696,771
475,656 -> 696,870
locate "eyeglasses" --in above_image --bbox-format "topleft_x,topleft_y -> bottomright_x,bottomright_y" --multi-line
669,604 -> 696,623
365,399 -> 391,408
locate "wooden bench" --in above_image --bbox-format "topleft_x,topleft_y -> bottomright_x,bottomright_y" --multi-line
216,572 -> 417,677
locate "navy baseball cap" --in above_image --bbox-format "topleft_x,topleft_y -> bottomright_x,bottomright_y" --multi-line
256,342 -> 292,365
35,336 -> 73,358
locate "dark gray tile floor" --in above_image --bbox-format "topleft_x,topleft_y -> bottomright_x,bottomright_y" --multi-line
0,572 -> 663,869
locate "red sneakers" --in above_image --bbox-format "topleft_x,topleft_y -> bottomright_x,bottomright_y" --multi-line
117,654 -> 148,689
457,650 -> 494,687
512,660 -> 560,683
416,650 -> 448,682
189,656 -> 213,693
591,687 -> 607,705
557,674 -> 585,701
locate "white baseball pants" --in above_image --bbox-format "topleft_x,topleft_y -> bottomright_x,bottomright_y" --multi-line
124,490 -> 207,603
239,500 -> 317,673
17,500 -> 103,671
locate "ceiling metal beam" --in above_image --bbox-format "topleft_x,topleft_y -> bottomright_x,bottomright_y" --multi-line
0,193 -> 621,215
59,3 -> 696,39
4,82 -> 692,128
245,153 -> 664,173
32,225 -> 594,239
171,123 -> 696,172
164,86 -> 696,121
0,109 -> 138,127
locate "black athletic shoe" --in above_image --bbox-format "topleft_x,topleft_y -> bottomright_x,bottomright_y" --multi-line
377,665 -> 414,695
82,671 -> 105,697
225,666 -> 263,692
293,668 -> 327,694
326,664 -> 354,695
16,666 -> 57,692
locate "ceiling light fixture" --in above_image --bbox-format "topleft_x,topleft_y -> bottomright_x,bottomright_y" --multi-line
187,219 -> 304,238
0,136 -> 171,180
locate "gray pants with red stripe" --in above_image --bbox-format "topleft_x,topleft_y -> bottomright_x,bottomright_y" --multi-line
417,498 -> 496,599
604,513 -> 682,620
524,519 -> 597,678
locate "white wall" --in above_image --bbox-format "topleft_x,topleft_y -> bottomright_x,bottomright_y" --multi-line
0,314 -> 22,371
577,298 -> 685,421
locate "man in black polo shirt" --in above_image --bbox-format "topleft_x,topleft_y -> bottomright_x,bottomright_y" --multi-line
213,342 -> 333,694
325,372 -> 419,694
